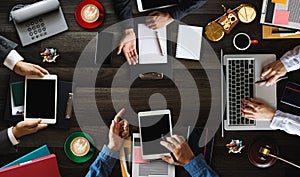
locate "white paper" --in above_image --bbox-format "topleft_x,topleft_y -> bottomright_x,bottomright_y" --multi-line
132,133 -> 174,177
138,24 -> 167,64
176,25 -> 203,60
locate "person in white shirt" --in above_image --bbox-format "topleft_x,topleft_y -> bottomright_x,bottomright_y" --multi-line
0,35 -> 48,153
241,45 -> 300,136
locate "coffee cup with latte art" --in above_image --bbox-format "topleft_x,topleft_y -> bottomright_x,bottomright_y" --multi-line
81,4 -> 100,23
70,137 -> 90,156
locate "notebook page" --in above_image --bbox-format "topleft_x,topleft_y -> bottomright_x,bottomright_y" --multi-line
175,25 -> 203,60
138,24 -> 167,64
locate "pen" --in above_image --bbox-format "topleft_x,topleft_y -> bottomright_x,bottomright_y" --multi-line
155,31 -> 166,56
65,93 -> 73,119
255,76 -> 288,84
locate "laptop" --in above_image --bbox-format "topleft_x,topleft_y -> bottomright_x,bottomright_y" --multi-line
0,154 -> 60,177
10,0 -> 68,46
221,54 -> 277,131
260,0 -> 300,30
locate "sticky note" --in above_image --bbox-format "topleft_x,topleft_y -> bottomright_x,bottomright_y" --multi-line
272,0 -> 287,4
274,10 -> 289,25
133,148 -> 150,164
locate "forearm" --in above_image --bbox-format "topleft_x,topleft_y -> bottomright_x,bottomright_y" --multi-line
113,0 -> 134,29
184,154 -> 219,177
85,145 -> 119,177
270,110 -> 300,136
166,0 -> 208,20
280,45 -> 300,72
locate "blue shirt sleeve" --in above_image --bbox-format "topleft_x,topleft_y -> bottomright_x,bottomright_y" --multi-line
85,145 -> 120,177
184,154 -> 219,177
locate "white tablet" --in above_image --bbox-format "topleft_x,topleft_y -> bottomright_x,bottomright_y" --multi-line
24,75 -> 57,124
136,0 -> 178,12
138,109 -> 172,159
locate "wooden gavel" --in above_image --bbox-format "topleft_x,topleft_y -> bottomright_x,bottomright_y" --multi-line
259,145 -> 300,169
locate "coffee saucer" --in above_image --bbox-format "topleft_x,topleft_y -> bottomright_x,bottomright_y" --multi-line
64,132 -> 95,163
75,0 -> 105,29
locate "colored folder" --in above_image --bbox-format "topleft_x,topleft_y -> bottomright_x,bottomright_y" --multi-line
1,145 -> 50,169
0,154 -> 60,177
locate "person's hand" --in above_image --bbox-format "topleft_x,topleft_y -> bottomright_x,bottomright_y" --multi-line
260,60 -> 287,87
117,29 -> 138,65
160,135 -> 194,166
107,108 -> 129,151
241,98 -> 276,121
12,119 -> 48,139
13,61 -> 49,77
146,11 -> 174,30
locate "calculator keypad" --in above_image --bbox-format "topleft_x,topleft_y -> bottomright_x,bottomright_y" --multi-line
26,18 -> 47,40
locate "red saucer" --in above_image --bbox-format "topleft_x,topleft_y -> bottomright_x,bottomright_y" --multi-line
75,0 -> 105,29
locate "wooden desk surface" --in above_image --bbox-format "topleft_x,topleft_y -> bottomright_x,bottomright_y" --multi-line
0,0 -> 300,177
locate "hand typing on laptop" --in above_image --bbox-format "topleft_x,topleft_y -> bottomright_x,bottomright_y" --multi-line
240,45 -> 300,136
241,98 -> 275,121
259,60 -> 287,87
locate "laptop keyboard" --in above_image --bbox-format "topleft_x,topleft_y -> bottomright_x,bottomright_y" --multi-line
227,58 -> 256,126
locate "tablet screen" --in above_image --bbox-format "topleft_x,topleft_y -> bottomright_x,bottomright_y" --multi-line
26,79 -> 55,118
141,0 -> 178,10
140,114 -> 171,155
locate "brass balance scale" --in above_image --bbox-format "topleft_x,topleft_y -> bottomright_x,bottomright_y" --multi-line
205,4 -> 257,42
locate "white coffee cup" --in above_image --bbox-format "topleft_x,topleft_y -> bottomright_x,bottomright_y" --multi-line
233,33 -> 258,50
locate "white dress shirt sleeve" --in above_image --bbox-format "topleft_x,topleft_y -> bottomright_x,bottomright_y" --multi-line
3,50 -> 24,70
270,110 -> 300,136
280,45 -> 300,72
7,127 -> 20,146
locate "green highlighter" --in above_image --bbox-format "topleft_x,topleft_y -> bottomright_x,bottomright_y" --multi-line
11,81 -> 24,106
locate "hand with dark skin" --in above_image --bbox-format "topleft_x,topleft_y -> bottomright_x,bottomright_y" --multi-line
160,134 -> 195,166
107,108 -> 130,151
241,98 -> 276,121
12,119 -> 48,139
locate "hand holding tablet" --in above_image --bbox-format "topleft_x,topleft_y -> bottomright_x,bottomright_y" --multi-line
24,74 -> 58,124
138,109 -> 173,159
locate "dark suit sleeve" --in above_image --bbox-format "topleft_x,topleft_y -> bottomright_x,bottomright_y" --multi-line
0,35 -> 18,63
165,0 -> 208,20
113,0 -> 134,29
0,129 -> 18,154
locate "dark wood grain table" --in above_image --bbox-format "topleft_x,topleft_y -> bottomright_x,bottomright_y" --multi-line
0,0 -> 300,177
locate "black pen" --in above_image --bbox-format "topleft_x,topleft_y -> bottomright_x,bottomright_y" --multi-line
255,76 -> 288,84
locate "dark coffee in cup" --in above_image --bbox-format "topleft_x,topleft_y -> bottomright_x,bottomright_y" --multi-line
233,33 -> 258,50
70,137 -> 90,156
235,34 -> 249,49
